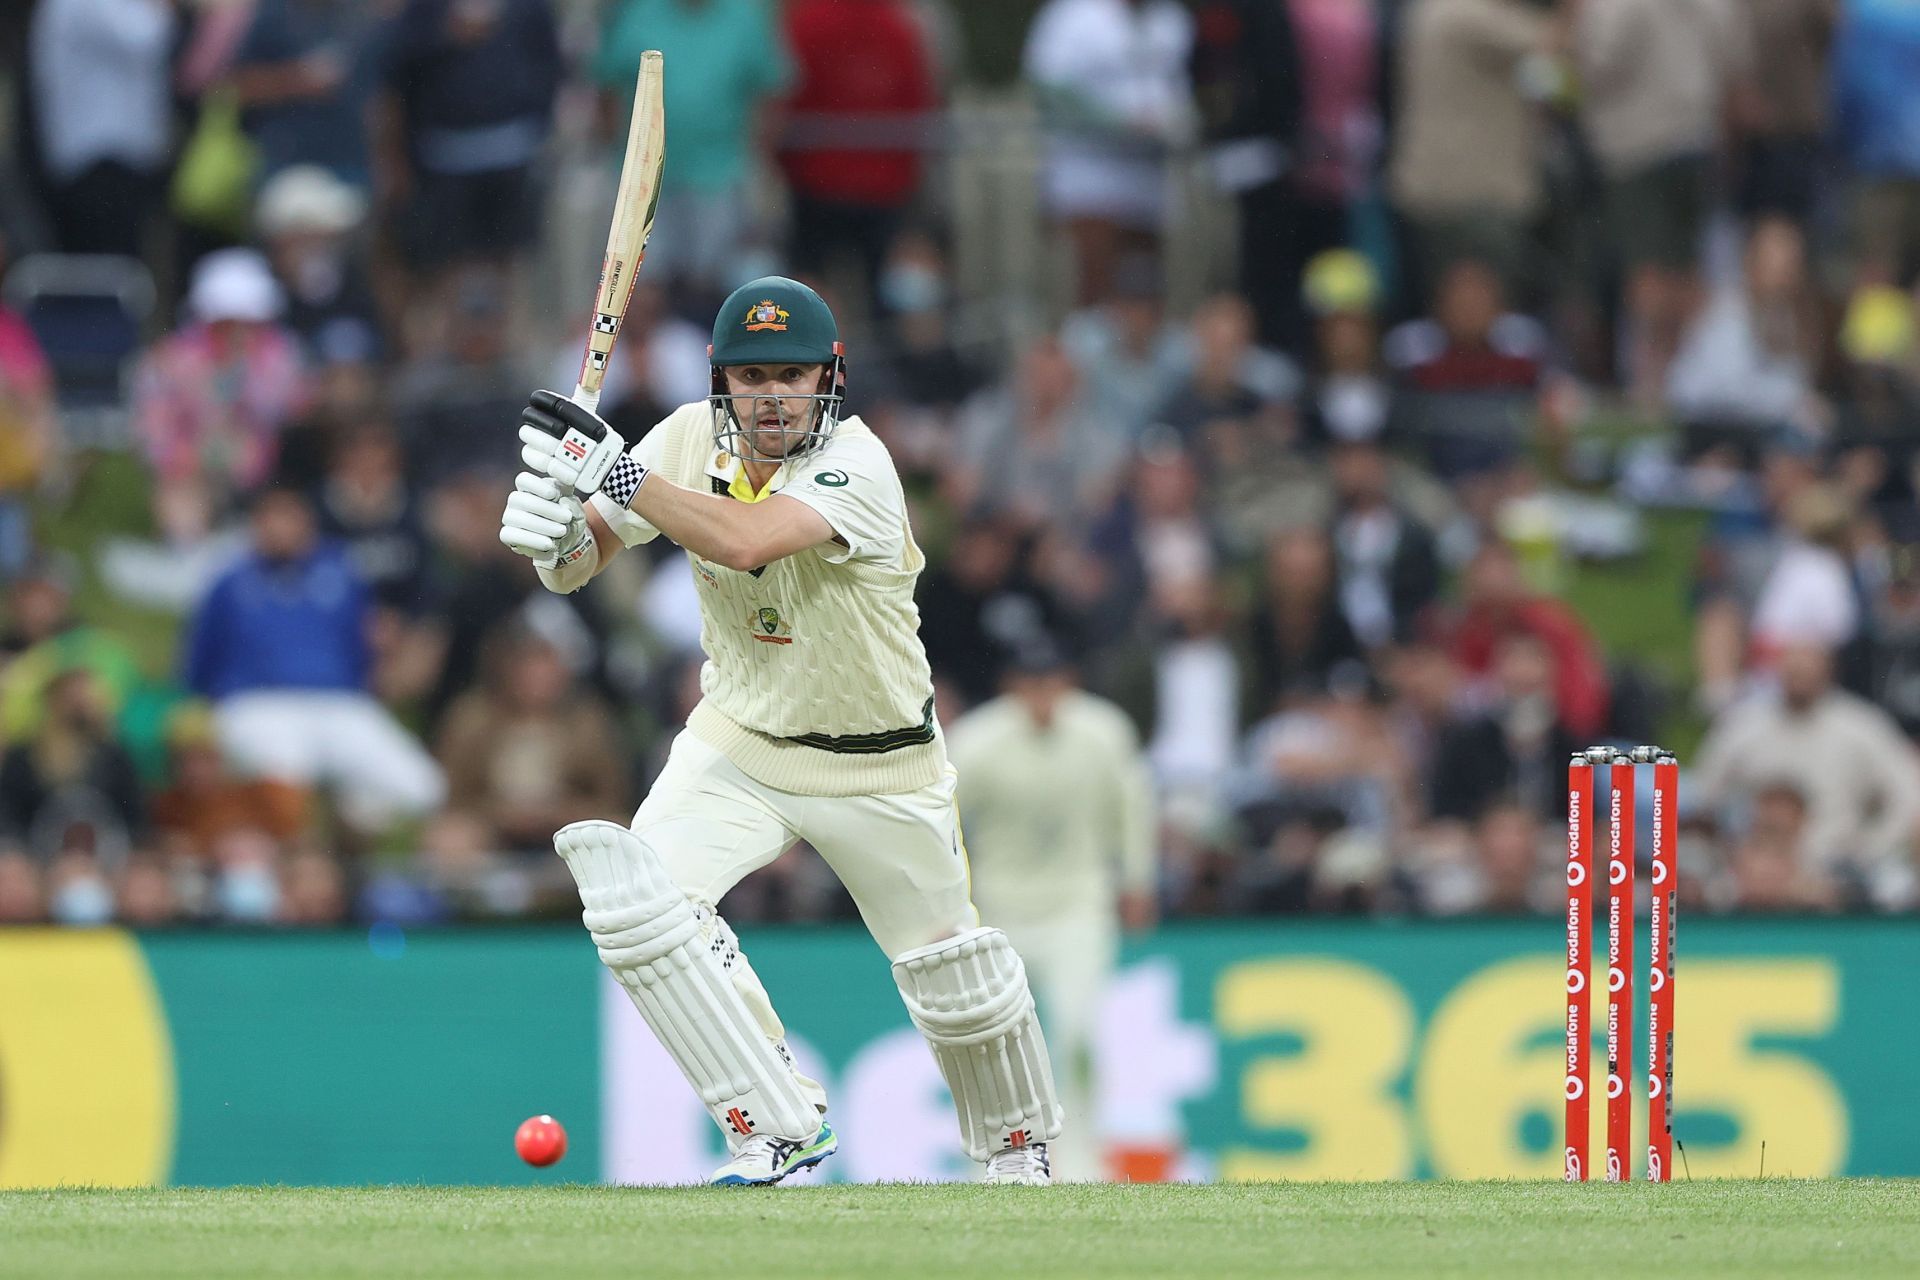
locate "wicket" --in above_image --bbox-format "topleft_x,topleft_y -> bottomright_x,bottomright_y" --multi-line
1565,745 -> 1678,1182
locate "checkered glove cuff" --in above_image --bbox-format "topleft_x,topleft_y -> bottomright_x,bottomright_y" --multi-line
602,453 -> 648,508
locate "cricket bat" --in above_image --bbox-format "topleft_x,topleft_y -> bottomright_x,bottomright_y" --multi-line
575,51 -> 665,413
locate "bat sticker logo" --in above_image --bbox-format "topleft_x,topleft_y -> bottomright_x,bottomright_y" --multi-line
593,313 -> 620,334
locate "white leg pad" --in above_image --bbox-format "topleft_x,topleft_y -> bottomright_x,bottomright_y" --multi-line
892,926 -> 1064,1161
555,820 -> 820,1142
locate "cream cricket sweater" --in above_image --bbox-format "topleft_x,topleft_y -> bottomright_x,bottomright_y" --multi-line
946,690 -> 1158,922
592,404 -> 943,797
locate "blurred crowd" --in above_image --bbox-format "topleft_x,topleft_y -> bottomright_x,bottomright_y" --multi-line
2,0 -> 1919,928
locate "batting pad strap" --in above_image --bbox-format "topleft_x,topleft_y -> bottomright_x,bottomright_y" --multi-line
892,927 -> 1064,1162
555,820 -> 820,1142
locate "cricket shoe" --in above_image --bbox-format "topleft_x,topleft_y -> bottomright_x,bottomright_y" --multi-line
709,1122 -> 837,1186
984,1141 -> 1052,1186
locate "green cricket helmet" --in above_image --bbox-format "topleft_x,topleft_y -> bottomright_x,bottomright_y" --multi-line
708,276 -> 847,463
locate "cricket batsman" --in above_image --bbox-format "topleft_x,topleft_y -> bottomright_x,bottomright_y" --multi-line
497,277 -> 1063,1186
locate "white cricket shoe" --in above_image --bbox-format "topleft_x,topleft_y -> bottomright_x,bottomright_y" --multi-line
984,1141 -> 1052,1185
709,1122 -> 837,1187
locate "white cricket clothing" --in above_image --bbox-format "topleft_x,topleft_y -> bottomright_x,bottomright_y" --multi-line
892,927 -> 1065,1162
948,690 -> 1157,1180
555,819 -> 825,1144
591,404 -> 939,797
214,690 -> 445,827
635,731 -> 976,959
947,691 -> 1158,920
29,0 -> 176,182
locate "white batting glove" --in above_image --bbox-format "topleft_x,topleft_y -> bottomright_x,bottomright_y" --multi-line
499,471 -> 592,571
519,389 -> 630,497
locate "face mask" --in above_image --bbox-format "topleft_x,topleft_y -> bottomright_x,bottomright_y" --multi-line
52,874 -> 114,926
881,265 -> 945,316
219,864 -> 281,923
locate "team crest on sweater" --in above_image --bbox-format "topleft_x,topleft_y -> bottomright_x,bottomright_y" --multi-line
751,605 -> 793,644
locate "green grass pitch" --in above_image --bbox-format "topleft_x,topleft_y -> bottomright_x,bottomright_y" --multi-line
4,1181 -> 1917,1278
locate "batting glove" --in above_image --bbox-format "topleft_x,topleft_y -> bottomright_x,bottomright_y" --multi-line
500,471 -> 593,571
518,390 -> 648,506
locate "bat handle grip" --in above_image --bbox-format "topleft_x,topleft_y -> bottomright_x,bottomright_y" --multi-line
571,384 -> 602,414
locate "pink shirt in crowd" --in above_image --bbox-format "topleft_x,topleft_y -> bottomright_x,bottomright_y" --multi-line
132,321 -> 309,490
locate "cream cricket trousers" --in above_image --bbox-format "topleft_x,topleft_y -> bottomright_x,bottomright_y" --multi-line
632,731 -> 980,1117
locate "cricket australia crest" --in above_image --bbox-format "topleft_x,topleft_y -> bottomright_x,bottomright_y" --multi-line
750,605 -> 793,645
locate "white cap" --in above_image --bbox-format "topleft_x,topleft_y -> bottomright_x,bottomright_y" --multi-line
187,247 -> 285,324
255,164 -> 367,238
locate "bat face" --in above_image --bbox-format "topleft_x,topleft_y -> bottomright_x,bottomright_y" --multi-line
575,50 -> 665,409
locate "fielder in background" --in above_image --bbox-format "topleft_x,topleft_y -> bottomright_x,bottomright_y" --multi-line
947,641 -> 1157,1181
497,276 -> 1062,1186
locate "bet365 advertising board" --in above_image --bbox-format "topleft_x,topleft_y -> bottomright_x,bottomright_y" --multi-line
1,920 -> 1913,1186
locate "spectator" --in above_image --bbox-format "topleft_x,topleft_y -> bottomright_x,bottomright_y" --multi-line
255,164 -> 382,365
1059,254 -> 1186,439
315,422 -> 434,612
1448,540 -> 1611,741
417,467 -> 615,729
1832,0 -> 1920,284
0,229 -> 57,579
375,0 -> 561,285
1083,434 -> 1220,637
149,703 -> 311,865
1384,256 -> 1552,493
116,852 -> 179,925
1419,798 -> 1553,915
1428,631 -> 1581,822
866,228 -> 988,464
1666,219 -> 1825,445
27,0 -> 178,255
1239,681 -> 1399,845
952,335 -> 1129,532
1259,0 -> 1381,353
182,486 -> 446,831
45,849 -> 116,925
1832,287 -> 1920,540
1144,573 -> 1241,836
0,560 -> 146,746
1188,0 -> 1303,345
594,0 -> 793,299
435,626 -> 629,853
1242,526 -> 1367,720
390,267 -> 528,483
1387,0 -> 1551,302
1747,484 -> 1862,670
131,248 -> 313,547
1300,249 -> 1390,446
1720,781 -> 1840,912
917,520 -> 1068,705
778,0 -> 938,313
279,845 -> 348,923
1156,291 -> 1300,448
0,667 -> 148,864
1693,643 -> 1920,905
0,849 -> 43,922
1025,0 -> 1194,305
231,0 -> 390,186
1736,0 -> 1837,228
1325,437 -> 1442,648
1576,0 -> 1753,403
1690,437 -> 1825,712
